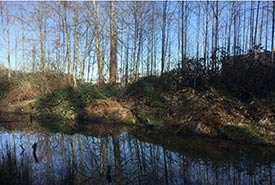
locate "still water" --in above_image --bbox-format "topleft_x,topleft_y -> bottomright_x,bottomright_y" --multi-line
0,117 -> 275,185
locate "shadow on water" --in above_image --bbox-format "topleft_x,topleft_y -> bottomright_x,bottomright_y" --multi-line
0,115 -> 275,185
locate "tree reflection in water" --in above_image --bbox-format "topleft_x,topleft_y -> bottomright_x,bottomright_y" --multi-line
0,127 -> 274,185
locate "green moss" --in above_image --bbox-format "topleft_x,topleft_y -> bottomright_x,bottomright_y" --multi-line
121,115 -> 137,124
223,124 -> 273,144
137,109 -> 165,126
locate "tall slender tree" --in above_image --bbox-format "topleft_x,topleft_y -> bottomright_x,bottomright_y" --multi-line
38,7 -> 45,73
109,1 -> 118,84
204,1 -> 209,72
93,0 -> 104,83
73,3 -> 80,87
272,1 -> 275,64
161,1 -> 167,76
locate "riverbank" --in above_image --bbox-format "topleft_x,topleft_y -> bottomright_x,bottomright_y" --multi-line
0,72 -> 275,146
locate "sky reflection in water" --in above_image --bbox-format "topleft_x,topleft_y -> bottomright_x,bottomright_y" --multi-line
0,123 -> 275,185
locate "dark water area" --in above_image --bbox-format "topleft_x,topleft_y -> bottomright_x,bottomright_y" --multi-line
0,114 -> 275,185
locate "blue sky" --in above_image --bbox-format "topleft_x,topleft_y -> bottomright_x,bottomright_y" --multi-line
0,1 -> 273,80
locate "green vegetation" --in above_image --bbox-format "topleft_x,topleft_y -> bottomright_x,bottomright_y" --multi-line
122,64 -> 275,145
34,83 -> 120,121
0,62 -> 275,146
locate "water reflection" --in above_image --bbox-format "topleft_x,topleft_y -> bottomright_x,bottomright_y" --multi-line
0,121 -> 275,185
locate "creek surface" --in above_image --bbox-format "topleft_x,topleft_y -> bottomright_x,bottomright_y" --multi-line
0,113 -> 275,185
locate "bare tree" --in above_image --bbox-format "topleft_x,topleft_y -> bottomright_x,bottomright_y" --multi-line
254,1 -> 260,46
250,1 -> 254,50
109,1 -> 118,85
20,3 -> 26,72
181,1 -> 189,71
7,7 -> 11,78
1,1 -> 274,85
93,1 -> 105,83
161,1 -> 167,76
204,1 -> 209,72
0,2 -> 11,78
73,2 -> 80,87
213,1 -> 219,71
227,3 -> 233,55
194,2 -> 201,88
38,4 -> 46,73
258,2 -> 264,46
272,1 -> 275,64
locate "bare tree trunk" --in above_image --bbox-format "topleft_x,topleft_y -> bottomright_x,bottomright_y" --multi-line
146,44 -> 150,76
250,1 -> 254,50
84,20 -> 92,82
227,4 -> 232,55
183,2 -> 188,70
243,2 -> 247,53
140,32 -> 144,77
15,37 -> 18,71
32,44 -> 36,73
204,1 -> 209,72
153,3 -> 157,76
224,12 -> 228,51
265,4 -> 268,51
181,1 -> 185,70
60,2 -> 72,81
177,2 -> 181,68
214,1 -> 218,71
194,3 -> 200,89
211,2 -> 215,58
38,10 -> 46,73
167,19 -> 171,71
7,12 -> 11,78
109,1 -> 118,84
161,1 -> 167,76
272,1 -> 275,64
75,5 -> 84,82
73,5 -> 79,87
233,2 -> 237,58
125,25 -> 129,85
237,10 -> 241,55
137,26 -> 143,78
55,18 -> 61,71
120,27 -> 124,83
133,2 -> 139,80
254,1 -> 260,46
93,1 -> 104,83
21,5 -> 25,72
259,3 -> 264,46
65,19 -> 72,79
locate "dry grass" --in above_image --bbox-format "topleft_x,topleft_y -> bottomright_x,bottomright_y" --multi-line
1,81 -> 40,105
82,100 -> 136,124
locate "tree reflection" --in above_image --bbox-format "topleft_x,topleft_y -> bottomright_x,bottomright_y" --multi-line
112,132 -> 121,185
0,128 -> 274,185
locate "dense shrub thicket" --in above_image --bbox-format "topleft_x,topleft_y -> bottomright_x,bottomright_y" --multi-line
221,61 -> 275,100
125,59 -> 275,104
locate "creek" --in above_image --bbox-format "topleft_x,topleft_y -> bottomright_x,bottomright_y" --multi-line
0,114 -> 274,185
